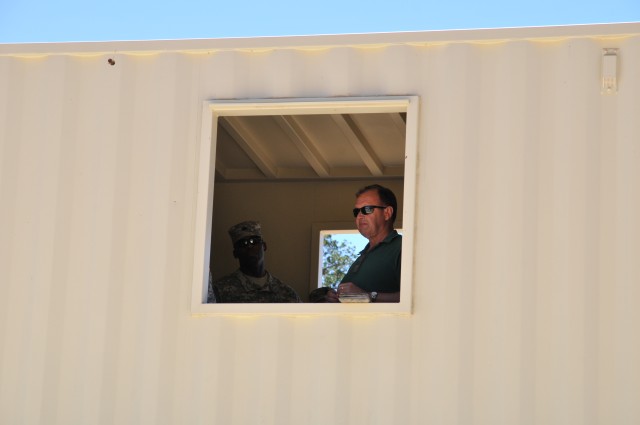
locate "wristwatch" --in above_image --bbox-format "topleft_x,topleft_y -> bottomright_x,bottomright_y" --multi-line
370,291 -> 378,302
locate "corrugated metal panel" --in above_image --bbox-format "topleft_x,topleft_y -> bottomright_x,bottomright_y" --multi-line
1,24 -> 640,425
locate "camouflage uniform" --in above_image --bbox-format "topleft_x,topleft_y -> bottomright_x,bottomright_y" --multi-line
211,269 -> 301,303
207,271 -> 216,303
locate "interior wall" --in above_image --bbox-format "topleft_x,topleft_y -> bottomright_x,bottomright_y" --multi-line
210,179 -> 404,300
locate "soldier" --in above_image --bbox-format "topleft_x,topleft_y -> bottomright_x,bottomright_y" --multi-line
209,220 -> 301,303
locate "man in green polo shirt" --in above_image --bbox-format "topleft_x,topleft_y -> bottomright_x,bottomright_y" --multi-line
325,184 -> 401,303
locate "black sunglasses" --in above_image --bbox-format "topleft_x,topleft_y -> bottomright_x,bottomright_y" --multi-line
235,236 -> 263,249
352,205 -> 387,217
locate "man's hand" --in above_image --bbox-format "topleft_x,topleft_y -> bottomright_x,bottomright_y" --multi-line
338,282 -> 367,295
325,288 -> 340,302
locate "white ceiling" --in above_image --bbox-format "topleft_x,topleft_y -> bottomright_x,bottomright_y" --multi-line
215,112 -> 407,182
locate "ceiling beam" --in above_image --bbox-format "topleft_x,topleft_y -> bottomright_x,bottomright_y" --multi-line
219,117 -> 278,179
391,112 -> 407,136
274,116 -> 330,177
331,114 -> 384,176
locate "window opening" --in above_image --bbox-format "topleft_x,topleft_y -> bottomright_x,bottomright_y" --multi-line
319,230 -> 364,290
317,228 -> 404,290
191,96 -> 418,315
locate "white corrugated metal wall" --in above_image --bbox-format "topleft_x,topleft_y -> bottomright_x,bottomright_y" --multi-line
1,24 -> 639,425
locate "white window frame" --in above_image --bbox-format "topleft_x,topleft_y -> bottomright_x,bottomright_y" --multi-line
190,96 -> 418,316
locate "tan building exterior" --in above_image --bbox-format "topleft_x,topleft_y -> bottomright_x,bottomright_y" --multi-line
1,23 -> 639,424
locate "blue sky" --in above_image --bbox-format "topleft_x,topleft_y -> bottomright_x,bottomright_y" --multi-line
1,0 -> 639,43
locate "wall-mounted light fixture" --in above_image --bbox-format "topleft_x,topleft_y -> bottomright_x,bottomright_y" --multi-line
602,48 -> 618,94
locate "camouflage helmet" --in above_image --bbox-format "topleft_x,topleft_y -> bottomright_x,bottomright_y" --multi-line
228,220 -> 262,245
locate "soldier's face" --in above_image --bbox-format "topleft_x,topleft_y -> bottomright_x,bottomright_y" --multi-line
234,236 -> 266,263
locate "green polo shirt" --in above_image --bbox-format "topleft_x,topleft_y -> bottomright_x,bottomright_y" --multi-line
340,230 -> 402,293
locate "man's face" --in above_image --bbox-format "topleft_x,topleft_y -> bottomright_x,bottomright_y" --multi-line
233,235 -> 266,266
354,190 -> 392,240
